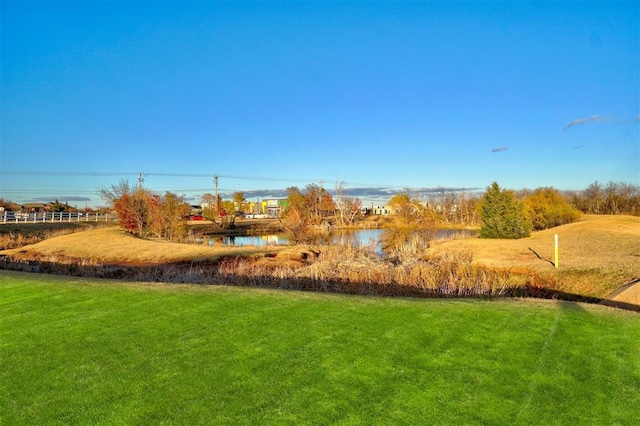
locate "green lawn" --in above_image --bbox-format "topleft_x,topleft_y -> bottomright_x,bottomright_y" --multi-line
1,270 -> 639,425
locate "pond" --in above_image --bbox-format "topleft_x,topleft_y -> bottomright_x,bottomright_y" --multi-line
201,228 -> 476,251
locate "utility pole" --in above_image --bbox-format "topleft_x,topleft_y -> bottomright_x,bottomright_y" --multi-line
318,180 -> 324,217
213,175 -> 219,214
137,173 -> 144,189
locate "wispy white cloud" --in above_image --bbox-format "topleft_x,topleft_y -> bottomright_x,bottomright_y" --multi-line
563,114 -> 611,130
491,146 -> 508,153
563,114 -> 640,130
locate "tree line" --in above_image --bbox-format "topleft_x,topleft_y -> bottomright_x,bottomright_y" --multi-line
478,181 -> 638,239
94,179 -> 638,241
564,181 -> 640,216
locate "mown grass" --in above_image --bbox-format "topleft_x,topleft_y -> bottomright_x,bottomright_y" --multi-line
1,270 -> 639,425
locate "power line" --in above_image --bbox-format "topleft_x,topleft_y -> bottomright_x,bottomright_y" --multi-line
0,170 -> 325,183
0,189 -> 100,194
0,171 -> 138,177
0,170 -> 427,190
1,170 -> 478,201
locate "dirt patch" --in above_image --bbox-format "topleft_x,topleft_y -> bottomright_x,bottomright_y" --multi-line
602,279 -> 640,311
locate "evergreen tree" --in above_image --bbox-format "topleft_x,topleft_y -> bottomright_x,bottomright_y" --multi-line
479,182 -> 532,239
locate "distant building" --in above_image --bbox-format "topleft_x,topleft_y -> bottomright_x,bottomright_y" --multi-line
263,199 -> 287,217
22,203 -> 47,213
245,199 -> 287,217
361,205 -> 392,216
373,205 -> 392,215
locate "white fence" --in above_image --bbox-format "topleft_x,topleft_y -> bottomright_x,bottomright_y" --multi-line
1,211 -> 117,225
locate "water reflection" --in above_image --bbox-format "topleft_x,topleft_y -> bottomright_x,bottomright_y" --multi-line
203,228 -> 475,251
206,234 -> 285,246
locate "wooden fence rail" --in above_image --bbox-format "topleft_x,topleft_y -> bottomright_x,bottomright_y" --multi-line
1,211 -> 117,225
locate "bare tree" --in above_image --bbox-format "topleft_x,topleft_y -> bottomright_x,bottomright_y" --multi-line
335,180 -> 362,226
100,180 -> 133,206
583,181 -> 604,214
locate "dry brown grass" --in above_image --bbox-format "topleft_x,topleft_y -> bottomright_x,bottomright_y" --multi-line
426,215 -> 640,298
210,244 -> 550,299
0,225 -> 559,300
2,215 -> 638,301
0,222 -> 111,250
0,226 -> 289,264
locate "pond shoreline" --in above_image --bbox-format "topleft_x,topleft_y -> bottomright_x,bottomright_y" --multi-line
189,227 -> 478,250
0,254 -> 603,307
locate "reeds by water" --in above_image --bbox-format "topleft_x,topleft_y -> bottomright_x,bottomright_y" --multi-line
227,244 -> 541,298
1,240 -> 576,301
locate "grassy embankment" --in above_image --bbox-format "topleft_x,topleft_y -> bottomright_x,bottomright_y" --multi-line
426,215 -> 640,299
0,224 -> 570,300
2,215 -> 638,301
0,222 -> 113,250
0,225 -> 289,264
1,271 -> 639,425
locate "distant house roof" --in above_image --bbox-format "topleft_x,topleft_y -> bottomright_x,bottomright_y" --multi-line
22,203 -> 47,210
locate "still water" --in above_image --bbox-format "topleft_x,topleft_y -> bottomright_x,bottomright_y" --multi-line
204,228 -> 475,250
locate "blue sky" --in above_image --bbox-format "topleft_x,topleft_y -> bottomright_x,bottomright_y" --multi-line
1,1 -> 638,207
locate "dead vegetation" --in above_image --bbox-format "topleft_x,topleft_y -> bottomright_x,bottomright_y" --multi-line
0,222 -> 112,250
426,215 -> 640,298
0,227 -> 583,303
0,226 -> 289,264
1,215 -> 638,302
1,242 -> 571,301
